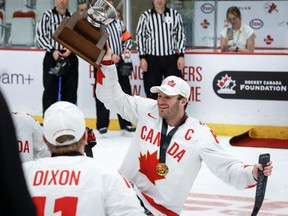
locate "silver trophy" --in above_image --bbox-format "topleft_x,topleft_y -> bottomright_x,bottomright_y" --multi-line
87,0 -> 117,27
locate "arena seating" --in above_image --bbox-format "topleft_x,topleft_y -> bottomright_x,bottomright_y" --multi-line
7,10 -> 36,47
0,9 -> 5,46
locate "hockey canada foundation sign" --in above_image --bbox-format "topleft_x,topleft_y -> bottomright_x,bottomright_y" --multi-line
213,71 -> 288,100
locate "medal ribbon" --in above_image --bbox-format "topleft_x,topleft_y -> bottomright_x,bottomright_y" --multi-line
159,114 -> 187,163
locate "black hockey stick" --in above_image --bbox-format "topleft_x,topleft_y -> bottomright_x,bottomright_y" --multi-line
251,153 -> 270,216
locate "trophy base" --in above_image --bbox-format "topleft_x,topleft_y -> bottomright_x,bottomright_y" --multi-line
52,11 -> 109,68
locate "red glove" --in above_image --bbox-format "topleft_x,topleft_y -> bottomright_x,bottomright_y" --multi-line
86,127 -> 97,148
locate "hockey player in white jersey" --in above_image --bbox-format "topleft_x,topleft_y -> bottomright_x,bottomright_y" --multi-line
96,45 -> 273,216
11,112 -> 50,162
22,101 -> 146,216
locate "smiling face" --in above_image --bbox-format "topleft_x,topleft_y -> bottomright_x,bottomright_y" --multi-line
157,92 -> 186,126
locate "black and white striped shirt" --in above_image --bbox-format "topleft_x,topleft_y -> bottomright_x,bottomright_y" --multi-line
136,7 -> 186,58
36,8 -> 70,53
106,19 -> 133,55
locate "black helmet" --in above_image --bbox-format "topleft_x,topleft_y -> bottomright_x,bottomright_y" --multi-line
49,57 -> 70,77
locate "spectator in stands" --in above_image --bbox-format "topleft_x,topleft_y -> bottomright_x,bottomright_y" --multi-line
220,6 -> 255,52
0,90 -> 36,216
36,0 -> 79,115
136,0 -> 186,99
11,112 -> 50,162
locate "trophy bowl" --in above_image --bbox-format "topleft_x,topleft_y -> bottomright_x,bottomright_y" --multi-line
87,0 -> 117,27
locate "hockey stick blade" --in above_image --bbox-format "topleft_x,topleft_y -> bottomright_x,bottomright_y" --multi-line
251,153 -> 270,216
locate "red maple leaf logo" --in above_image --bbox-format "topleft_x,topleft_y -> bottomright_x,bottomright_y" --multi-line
264,35 -> 274,45
268,3 -> 278,13
201,19 -> 210,29
167,80 -> 176,87
219,76 -> 229,87
139,151 -> 165,184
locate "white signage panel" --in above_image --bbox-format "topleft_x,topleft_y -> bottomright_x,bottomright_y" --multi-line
0,50 -> 287,126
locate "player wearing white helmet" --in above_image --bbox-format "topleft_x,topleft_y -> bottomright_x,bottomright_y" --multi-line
22,101 -> 146,216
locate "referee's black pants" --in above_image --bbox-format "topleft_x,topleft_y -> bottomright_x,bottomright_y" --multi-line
95,65 -> 133,130
42,51 -> 79,115
143,54 -> 182,99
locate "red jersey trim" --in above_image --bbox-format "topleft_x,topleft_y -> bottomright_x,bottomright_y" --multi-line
246,184 -> 257,189
141,192 -> 179,216
101,60 -> 113,65
118,171 -> 131,188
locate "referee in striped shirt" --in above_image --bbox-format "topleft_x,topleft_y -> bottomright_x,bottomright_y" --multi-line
95,0 -> 135,134
36,0 -> 79,115
136,0 -> 186,99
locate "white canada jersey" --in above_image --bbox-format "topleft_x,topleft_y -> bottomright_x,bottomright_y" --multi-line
11,112 -> 50,162
22,156 -> 146,216
96,64 -> 257,216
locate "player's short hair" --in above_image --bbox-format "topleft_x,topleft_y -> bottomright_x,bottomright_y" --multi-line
46,134 -> 86,154
177,95 -> 188,110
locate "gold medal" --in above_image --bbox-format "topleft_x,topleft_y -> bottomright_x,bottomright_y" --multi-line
156,163 -> 169,176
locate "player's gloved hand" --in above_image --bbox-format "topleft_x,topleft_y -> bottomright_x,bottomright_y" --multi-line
86,127 -> 97,148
